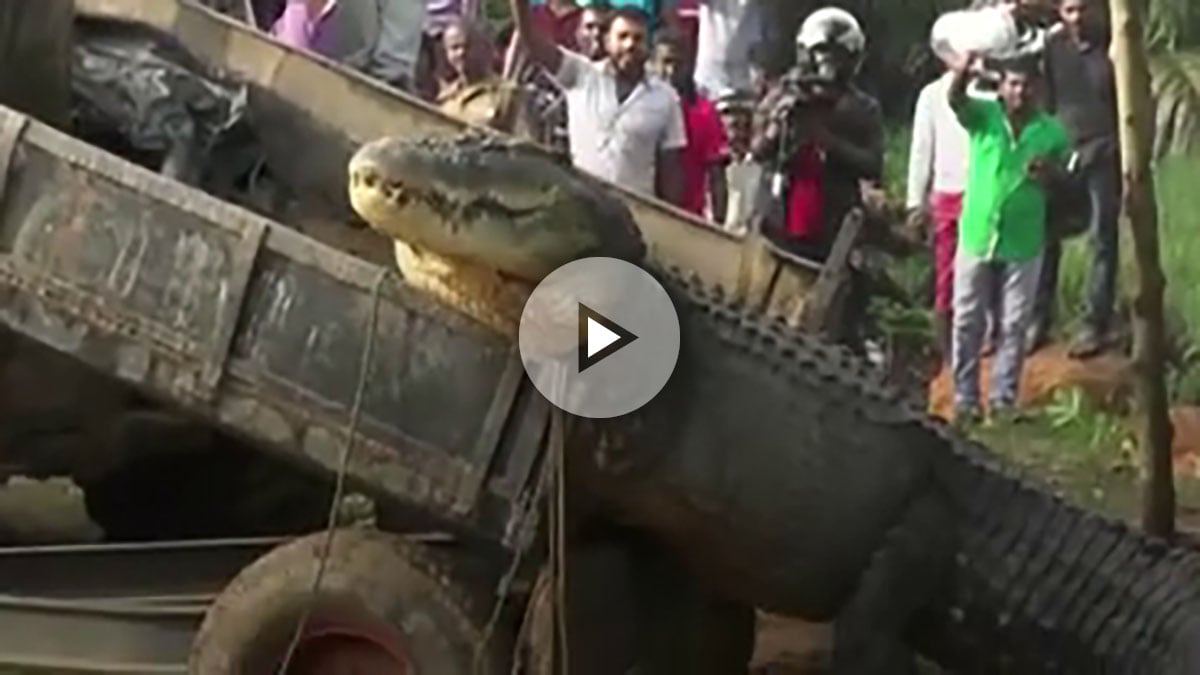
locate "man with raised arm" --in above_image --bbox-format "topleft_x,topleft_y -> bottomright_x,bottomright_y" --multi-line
509,0 -> 687,205
946,50 -> 1069,425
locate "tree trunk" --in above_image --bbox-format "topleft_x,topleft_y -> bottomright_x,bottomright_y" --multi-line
0,0 -> 73,129
1109,0 -> 1175,538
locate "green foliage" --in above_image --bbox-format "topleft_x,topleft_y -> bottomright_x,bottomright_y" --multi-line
1046,235 -> 1092,339
1043,387 -> 1132,453
482,0 -> 511,25
882,124 -> 913,203
1149,50 -> 1200,158
1147,0 -> 1200,52
1034,154 -> 1200,406
974,392 -> 1139,515
870,296 -> 934,344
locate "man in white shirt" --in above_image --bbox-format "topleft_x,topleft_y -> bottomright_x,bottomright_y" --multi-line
693,0 -> 764,100
906,69 -> 969,362
509,0 -> 687,203
715,94 -> 760,233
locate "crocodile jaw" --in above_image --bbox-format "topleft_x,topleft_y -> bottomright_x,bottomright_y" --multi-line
348,148 -> 440,243
348,134 -> 646,284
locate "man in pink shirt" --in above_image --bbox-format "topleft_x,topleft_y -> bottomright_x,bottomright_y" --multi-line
271,0 -> 338,51
653,31 -> 729,221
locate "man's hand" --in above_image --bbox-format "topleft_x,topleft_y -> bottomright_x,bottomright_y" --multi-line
1028,155 -> 1054,184
904,206 -> 931,241
770,92 -> 801,123
947,49 -> 978,77
508,0 -> 562,75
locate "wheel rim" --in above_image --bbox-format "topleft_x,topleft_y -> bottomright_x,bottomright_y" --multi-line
280,613 -> 412,675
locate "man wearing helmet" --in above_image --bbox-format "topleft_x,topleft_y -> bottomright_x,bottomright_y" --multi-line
750,7 -> 884,263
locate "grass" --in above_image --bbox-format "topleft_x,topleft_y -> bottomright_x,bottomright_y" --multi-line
1053,153 -> 1200,403
964,155 -> 1200,529
971,392 -> 1200,530
882,124 -> 1200,524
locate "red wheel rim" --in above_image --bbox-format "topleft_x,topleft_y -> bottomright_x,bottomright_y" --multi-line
277,612 -> 412,675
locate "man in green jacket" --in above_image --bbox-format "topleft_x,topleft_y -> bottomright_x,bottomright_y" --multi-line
947,52 -> 1070,424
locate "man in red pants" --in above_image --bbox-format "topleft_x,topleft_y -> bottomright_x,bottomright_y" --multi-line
907,63 -> 970,363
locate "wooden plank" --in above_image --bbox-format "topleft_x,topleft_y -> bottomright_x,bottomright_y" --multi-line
795,209 -> 865,340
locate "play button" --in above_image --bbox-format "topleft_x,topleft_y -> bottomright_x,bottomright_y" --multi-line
518,257 -> 680,419
579,304 -> 637,372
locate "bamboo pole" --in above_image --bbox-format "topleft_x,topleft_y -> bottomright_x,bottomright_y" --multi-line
1108,0 -> 1175,537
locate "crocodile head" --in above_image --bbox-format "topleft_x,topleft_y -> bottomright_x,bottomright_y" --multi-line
348,133 -> 646,283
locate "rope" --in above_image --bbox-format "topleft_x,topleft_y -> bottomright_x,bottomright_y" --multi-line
474,410 -> 555,675
550,402 -> 569,674
475,361 -> 571,675
275,268 -> 390,674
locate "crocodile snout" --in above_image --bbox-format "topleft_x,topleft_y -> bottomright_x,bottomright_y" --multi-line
350,162 -> 413,210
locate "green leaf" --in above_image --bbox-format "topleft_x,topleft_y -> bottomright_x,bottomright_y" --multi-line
1149,50 -> 1200,158
1148,0 -> 1200,52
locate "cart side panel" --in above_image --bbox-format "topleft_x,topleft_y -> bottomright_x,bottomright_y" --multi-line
0,108 -> 525,533
229,242 -> 516,470
0,143 -> 247,365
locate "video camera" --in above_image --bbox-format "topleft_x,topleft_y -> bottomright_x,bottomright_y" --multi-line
779,42 -> 851,104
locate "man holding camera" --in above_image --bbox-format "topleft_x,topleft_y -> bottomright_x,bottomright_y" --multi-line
749,7 -> 883,263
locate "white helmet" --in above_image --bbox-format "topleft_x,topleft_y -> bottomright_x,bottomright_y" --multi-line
796,7 -> 867,56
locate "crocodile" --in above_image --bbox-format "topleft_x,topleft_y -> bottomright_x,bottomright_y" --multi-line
348,132 -> 1200,673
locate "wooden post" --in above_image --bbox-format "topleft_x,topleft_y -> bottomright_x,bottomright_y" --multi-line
1109,0 -> 1176,538
0,0 -> 73,129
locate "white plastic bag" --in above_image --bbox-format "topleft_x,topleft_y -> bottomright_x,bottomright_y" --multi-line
929,6 -> 1022,64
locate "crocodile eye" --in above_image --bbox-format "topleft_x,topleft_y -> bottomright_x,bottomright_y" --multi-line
357,170 -> 378,188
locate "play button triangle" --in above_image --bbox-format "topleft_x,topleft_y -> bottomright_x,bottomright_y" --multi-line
578,303 -> 638,373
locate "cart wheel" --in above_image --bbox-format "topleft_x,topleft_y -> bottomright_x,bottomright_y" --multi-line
190,529 -> 510,675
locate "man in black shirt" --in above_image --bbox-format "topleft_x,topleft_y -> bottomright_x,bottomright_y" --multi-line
1030,0 -> 1120,358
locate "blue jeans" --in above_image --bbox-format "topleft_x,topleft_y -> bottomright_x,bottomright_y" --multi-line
953,251 -> 1044,411
1034,155 -> 1121,333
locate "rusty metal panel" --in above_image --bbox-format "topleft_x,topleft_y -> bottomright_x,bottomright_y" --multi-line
0,110 -> 27,206
230,248 -> 513,465
0,138 -> 258,396
0,109 -> 531,529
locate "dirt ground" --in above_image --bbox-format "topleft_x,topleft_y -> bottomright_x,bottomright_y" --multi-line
751,614 -> 832,673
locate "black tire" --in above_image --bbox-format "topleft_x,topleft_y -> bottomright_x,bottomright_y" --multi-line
190,529 -> 511,675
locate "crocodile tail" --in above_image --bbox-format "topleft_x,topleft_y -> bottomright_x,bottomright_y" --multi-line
922,440 -> 1200,673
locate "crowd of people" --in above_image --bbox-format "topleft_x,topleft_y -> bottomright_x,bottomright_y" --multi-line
907,0 -> 1119,425
244,0 -> 881,241
246,0 -> 1120,426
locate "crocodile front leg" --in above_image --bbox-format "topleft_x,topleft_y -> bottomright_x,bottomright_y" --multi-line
833,489 -> 955,674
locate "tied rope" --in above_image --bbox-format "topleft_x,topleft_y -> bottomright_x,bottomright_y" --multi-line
474,361 -> 572,675
276,267 -> 390,674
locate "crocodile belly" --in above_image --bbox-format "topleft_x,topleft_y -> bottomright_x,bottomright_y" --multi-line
392,240 -> 533,337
